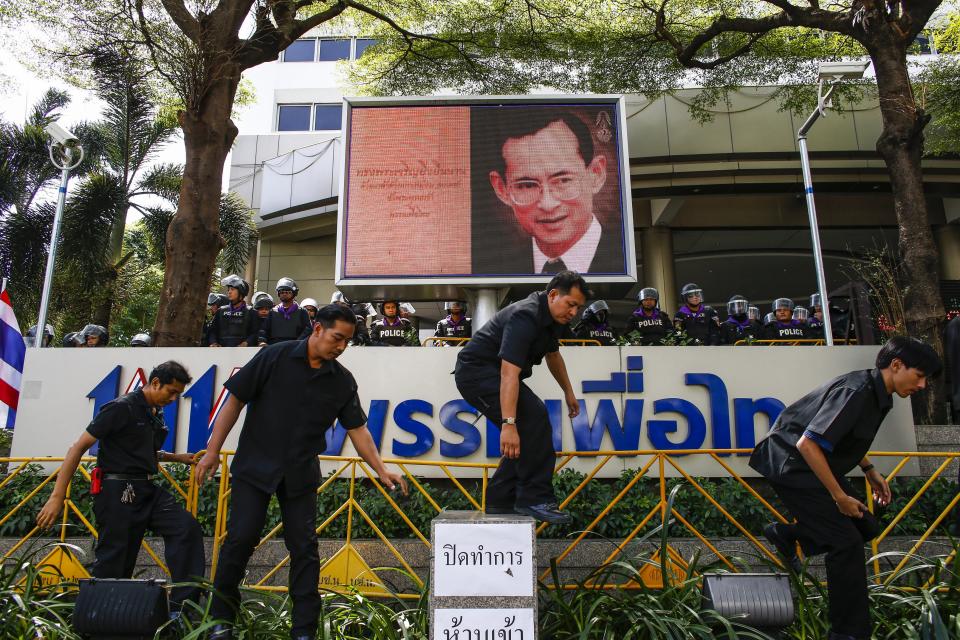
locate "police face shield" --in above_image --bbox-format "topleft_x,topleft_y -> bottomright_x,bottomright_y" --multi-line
763,312 -> 776,325
684,289 -> 703,303
748,306 -> 760,321
638,288 -> 659,303
727,299 -> 748,316
585,300 -> 610,323
793,306 -> 809,322
773,298 -> 795,311
809,293 -> 822,309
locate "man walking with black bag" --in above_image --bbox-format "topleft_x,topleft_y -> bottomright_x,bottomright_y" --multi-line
37,361 -> 204,613
750,336 -> 941,640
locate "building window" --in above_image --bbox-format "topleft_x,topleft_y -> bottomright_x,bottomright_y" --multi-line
314,104 -> 343,131
318,38 -> 351,61
277,104 -> 312,131
355,38 -> 377,58
283,39 -> 316,62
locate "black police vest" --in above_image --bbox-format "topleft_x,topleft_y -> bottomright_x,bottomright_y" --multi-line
267,308 -> 307,344
373,319 -> 410,346
217,307 -> 251,346
437,317 -> 472,338
574,322 -> 616,345
774,324 -> 808,339
675,306 -> 716,344
628,312 -> 670,344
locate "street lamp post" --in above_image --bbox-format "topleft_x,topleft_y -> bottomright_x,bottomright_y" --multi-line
796,61 -> 869,347
35,122 -> 84,348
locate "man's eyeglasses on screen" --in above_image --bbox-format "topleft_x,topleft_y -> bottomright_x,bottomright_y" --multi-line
508,175 -> 581,206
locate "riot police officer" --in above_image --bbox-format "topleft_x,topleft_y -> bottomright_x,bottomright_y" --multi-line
25,324 -> 55,348
204,293 -> 229,345
435,301 -> 472,343
301,298 -> 319,322
807,292 -> 825,339
260,277 -> 312,345
130,333 -> 152,347
720,295 -> 760,345
62,332 -> 82,348
350,303 -> 374,346
625,287 -> 673,345
573,300 -> 617,345
209,275 -> 258,347
762,298 -> 810,342
80,324 -> 109,347
370,300 -> 413,346
673,283 -> 720,345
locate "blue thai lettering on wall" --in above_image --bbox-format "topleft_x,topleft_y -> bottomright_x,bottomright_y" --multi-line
87,358 -> 786,457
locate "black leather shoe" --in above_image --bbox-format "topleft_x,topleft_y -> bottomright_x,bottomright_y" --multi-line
485,505 -> 517,515
209,624 -> 232,640
515,503 -> 573,525
764,522 -> 802,574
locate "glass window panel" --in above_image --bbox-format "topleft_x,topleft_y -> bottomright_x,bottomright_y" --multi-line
277,104 -> 311,131
355,38 -> 377,58
313,104 -> 343,130
284,39 -> 316,62
318,39 -> 350,61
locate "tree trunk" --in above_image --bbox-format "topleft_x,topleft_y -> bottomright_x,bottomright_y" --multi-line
869,42 -> 947,424
153,77 -> 237,346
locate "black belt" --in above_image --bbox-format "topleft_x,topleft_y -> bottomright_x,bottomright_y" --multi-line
103,473 -> 155,481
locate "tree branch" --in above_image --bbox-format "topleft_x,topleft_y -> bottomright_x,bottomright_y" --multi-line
158,0 -> 201,42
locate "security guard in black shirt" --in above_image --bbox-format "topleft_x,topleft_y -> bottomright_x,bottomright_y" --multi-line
435,301 -> 472,343
673,283 -> 720,345
625,287 -> 673,345
370,299 -> 413,346
37,362 -> 204,612
209,275 -> 258,347
750,337 -> 941,640
572,300 -> 617,345
260,277 -> 312,345
455,271 -> 587,525
720,295 -> 759,345
197,305 -> 408,640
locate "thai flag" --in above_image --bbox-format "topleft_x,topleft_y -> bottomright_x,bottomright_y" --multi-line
0,289 -> 26,429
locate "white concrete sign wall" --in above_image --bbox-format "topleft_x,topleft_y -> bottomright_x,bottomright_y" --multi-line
9,346 -> 917,477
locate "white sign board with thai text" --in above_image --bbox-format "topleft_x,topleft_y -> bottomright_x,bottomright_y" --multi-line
433,523 -> 534,597
434,608 -> 534,640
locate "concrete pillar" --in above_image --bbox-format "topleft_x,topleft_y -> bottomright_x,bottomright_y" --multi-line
936,225 -> 960,281
466,288 -> 508,330
641,227 -> 678,313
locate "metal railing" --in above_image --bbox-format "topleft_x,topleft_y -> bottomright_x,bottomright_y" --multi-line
2,450 -> 957,595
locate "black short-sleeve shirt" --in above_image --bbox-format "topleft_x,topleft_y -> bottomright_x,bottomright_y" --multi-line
749,368 -> 893,487
86,390 -> 167,475
226,339 -> 368,494
455,291 -> 563,381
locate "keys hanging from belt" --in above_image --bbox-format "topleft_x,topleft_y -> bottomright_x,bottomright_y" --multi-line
121,483 -> 136,504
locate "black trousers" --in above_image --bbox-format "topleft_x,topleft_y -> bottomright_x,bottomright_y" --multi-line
771,479 -> 880,639
210,478 -> 319,637
92,479 -> 205,608
456,374 -> 556,508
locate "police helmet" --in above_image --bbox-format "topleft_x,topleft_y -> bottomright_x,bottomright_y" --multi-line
254,296 -> 274,311
27,324 -> 55,338
582,300 -> 610,323
809,292 -> 822,309
400,302 -> 416,315
680,283 -> 703,301
130,333 -> 152,347
301,297 -> 319,311
748,306 -> 761,321
276,277 -> 299,296
763,312 -> 776,325
62,331 -> 82,348
80,324 -> 109,346
793,306 -> 809,322
352,302 -> 375,318
208,292 -> 229,308
331,291 -> 349,305
727,295 -> 748,317
25,323 -> 55,348
444,301 -> 467,314
221,274 -> 249,298
638,287 -> 659,303
252,291 -> 273,305
379,300 -> 400,316
773,297 -> 795,311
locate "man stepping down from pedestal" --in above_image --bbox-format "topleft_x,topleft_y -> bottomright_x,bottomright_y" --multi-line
455,271 -> 589,525
749,336 -> 941,640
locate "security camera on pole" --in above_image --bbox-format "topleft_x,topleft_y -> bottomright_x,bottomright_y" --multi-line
35,122 -> 84,348
797,61 -> 869,347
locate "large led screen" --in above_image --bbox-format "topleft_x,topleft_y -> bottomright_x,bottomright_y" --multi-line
338,98 -> 633,282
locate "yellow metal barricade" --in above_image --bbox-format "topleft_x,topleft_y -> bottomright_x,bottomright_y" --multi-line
734,338 -> 859,346
2,450 -> 957,595
558,339 -> 603,346
422,337 -> 471,347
